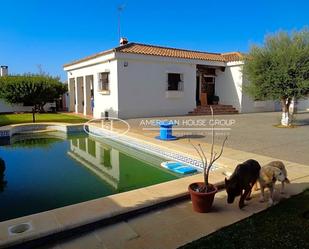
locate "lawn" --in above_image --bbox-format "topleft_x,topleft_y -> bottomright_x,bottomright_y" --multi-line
180,190 -> 309,249
0,113 -> 89,126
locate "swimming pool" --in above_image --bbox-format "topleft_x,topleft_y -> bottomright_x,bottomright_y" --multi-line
0,132 -> 180,222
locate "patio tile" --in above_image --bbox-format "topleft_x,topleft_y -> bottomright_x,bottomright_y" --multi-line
95,221 -> 139,249
58,232 -> 104,249
40,243 -> 62,249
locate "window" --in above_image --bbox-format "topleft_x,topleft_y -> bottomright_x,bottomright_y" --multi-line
205,76 -> 215,84
98,72 -> 110,92
167,73 -> 183,91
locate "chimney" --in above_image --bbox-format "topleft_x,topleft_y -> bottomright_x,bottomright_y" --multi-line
0,66 -> 8,77
119,37 -> 128,46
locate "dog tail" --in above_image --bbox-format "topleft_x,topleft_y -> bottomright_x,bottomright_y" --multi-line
284,177 -> 290,184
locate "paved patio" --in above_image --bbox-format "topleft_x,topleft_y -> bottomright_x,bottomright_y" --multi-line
123,111 -> 309,165
44,172 -> 309,249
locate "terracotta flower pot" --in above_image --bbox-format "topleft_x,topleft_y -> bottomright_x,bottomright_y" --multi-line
188,182 -> 218,213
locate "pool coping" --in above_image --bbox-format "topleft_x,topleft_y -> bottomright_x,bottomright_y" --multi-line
0,123 -> 85,138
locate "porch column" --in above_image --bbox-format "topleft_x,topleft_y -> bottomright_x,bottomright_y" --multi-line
84,76 -> 92,116
74,77 -> 78,113
76,77 -> 84,113
68,78 -> 75,112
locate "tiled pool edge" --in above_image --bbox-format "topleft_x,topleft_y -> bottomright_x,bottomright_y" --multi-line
86,124 -> 210,171
0,123 -> 84,139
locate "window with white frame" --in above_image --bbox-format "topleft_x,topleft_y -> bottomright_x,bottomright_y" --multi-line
98,72 -> 110,92
167,73 -> 183,91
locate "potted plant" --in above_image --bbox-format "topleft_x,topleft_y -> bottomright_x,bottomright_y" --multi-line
212,95 -> 220,105
188,107 -> 228,212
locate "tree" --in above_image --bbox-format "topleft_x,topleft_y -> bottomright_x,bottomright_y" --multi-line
243,29 -> 309,126
0,74 -> 67,122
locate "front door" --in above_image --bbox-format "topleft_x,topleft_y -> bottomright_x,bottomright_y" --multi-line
205,76 -> 215,104
200,76 -> 207,106
199,76 -> 215,105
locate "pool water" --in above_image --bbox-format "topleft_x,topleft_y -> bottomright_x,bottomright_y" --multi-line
0,132 -> 179,221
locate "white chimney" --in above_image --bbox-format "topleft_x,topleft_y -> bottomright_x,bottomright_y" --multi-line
0,66 -> 8,77
119,37 -> 128,46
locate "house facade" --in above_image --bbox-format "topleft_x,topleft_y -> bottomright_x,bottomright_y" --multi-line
63,41 -> 308,119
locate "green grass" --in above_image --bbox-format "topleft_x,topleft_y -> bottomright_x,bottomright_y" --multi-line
0,113 -> 89,126
180,190 -> 309,249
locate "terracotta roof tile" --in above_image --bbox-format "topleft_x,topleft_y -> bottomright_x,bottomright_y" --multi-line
221,52 -> 243,62
64,43 -> 243,67
115,43 -> 226,62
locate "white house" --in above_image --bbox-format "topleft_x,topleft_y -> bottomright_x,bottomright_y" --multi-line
63,40 -> 308,119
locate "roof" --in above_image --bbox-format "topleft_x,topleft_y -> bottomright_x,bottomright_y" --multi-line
221,52 -> 244,62
64,43 -> 243,67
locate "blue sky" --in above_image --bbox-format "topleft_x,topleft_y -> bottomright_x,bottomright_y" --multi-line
1,0 -> 308,80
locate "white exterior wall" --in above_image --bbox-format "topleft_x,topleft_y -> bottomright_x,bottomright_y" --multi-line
216,63 -> 243,111
64,53 -> 119,118
240,63 -> 275,113
0,100 -> 33,113
216,61 -> 275,113
116,56 -> 197,118
241,96 -> 276,113
296,97 -> 309,111
241,71 -> 276,113
0,101 -> 54,113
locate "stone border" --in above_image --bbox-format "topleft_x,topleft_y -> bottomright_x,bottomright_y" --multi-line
0,123 -> 84,139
